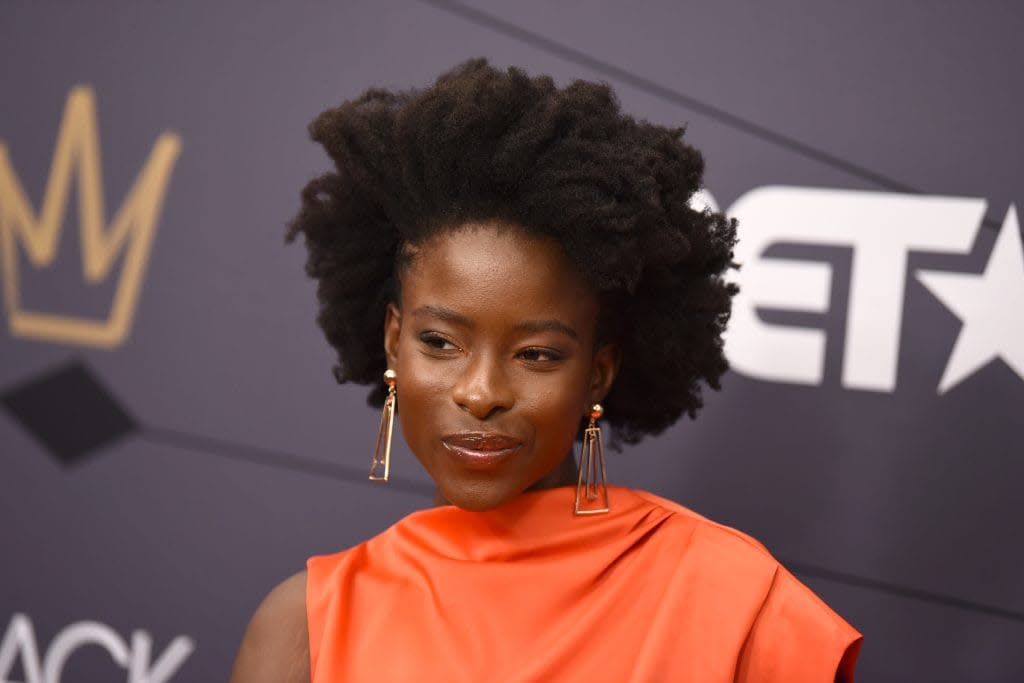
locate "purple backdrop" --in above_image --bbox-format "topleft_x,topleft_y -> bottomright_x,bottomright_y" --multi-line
2,2 -> 1022,681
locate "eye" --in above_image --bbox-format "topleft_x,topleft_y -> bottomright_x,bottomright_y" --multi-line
418,331 -> 460,353
518,347 -> 563,363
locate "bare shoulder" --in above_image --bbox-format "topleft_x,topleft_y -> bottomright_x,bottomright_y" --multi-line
229,570 -> 309,683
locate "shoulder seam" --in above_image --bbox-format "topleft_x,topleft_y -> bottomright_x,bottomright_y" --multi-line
629,488 -> 774,559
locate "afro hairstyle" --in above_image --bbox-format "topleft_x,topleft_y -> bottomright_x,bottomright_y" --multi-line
287,58 -> 738,446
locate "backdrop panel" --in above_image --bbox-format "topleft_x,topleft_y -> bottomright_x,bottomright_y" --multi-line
2,2 -> 1022,681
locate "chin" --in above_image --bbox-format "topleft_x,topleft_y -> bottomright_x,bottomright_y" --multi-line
438,479 -> 522,512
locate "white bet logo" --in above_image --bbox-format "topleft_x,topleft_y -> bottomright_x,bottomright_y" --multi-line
717,186 -> 1024,394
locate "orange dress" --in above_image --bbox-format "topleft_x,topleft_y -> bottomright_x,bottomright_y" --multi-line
306,486 -> 861,682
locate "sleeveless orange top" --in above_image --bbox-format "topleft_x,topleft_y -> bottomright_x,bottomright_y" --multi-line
307,486 -> 861,682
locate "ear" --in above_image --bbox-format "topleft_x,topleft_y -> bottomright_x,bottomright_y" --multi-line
587,342 -> 620,407
383,302 -> 402,369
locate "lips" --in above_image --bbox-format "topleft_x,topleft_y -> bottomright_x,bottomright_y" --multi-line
442,432 -> 523,469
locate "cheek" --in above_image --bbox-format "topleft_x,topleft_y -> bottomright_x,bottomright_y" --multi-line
523,381 -> 588,443
394,356 -> 448,439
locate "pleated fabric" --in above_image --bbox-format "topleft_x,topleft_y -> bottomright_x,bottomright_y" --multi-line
307,486 -> 861,682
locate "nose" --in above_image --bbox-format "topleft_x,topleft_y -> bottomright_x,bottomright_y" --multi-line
452,353 -> 513,420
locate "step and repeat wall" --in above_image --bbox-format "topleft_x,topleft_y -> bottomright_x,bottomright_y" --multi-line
2,2 -> 1022,681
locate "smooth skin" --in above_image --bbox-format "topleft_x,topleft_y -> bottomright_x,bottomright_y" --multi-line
229,223 -> 618,682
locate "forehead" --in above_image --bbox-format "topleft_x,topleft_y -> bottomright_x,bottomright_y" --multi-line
400,223 -> 599,332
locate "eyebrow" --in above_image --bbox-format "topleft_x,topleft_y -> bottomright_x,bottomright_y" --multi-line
411,305 -> 472,326
411,305 -> 578,339
514,319 -> 578,339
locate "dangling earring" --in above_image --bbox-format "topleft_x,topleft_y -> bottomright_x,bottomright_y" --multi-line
369,369 -> 397,482
575,404 -> 610,515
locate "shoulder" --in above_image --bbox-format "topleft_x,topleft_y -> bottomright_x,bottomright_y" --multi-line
628,489 -> 785,612
630,489 -> 862,680
229,571 -> 309,683
737,564 -> 862,681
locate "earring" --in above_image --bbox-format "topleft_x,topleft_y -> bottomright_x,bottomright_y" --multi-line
369,369 -> 397,482
575,404 -> 610,515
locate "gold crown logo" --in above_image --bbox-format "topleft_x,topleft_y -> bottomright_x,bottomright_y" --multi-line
0,86 -> 181,348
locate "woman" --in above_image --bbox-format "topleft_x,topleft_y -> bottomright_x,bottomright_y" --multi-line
230,59 -> 861,682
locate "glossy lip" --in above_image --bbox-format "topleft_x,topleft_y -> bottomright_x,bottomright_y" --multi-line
441,432 -> 523,470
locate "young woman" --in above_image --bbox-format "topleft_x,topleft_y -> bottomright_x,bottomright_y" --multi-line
230,59 -> 861,682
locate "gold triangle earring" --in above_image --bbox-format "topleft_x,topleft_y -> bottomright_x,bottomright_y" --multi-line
575,404 -> 610,515
369,369 -> 397,482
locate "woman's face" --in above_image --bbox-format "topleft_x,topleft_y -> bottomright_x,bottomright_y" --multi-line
384,223 -> 618,511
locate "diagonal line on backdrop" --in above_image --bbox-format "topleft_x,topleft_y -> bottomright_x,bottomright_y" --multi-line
418,0 -> 915,192
139,424 -> 436,498
788,561 -> 1024,624
418,0 -> 1003,231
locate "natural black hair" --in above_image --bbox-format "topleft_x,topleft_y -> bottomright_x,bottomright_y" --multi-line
287,59 -> 737,445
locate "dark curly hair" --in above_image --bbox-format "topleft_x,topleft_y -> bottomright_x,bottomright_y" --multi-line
287,59 -> 738,445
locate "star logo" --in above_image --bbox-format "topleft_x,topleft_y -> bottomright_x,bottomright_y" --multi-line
916,205 -> 1024,394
